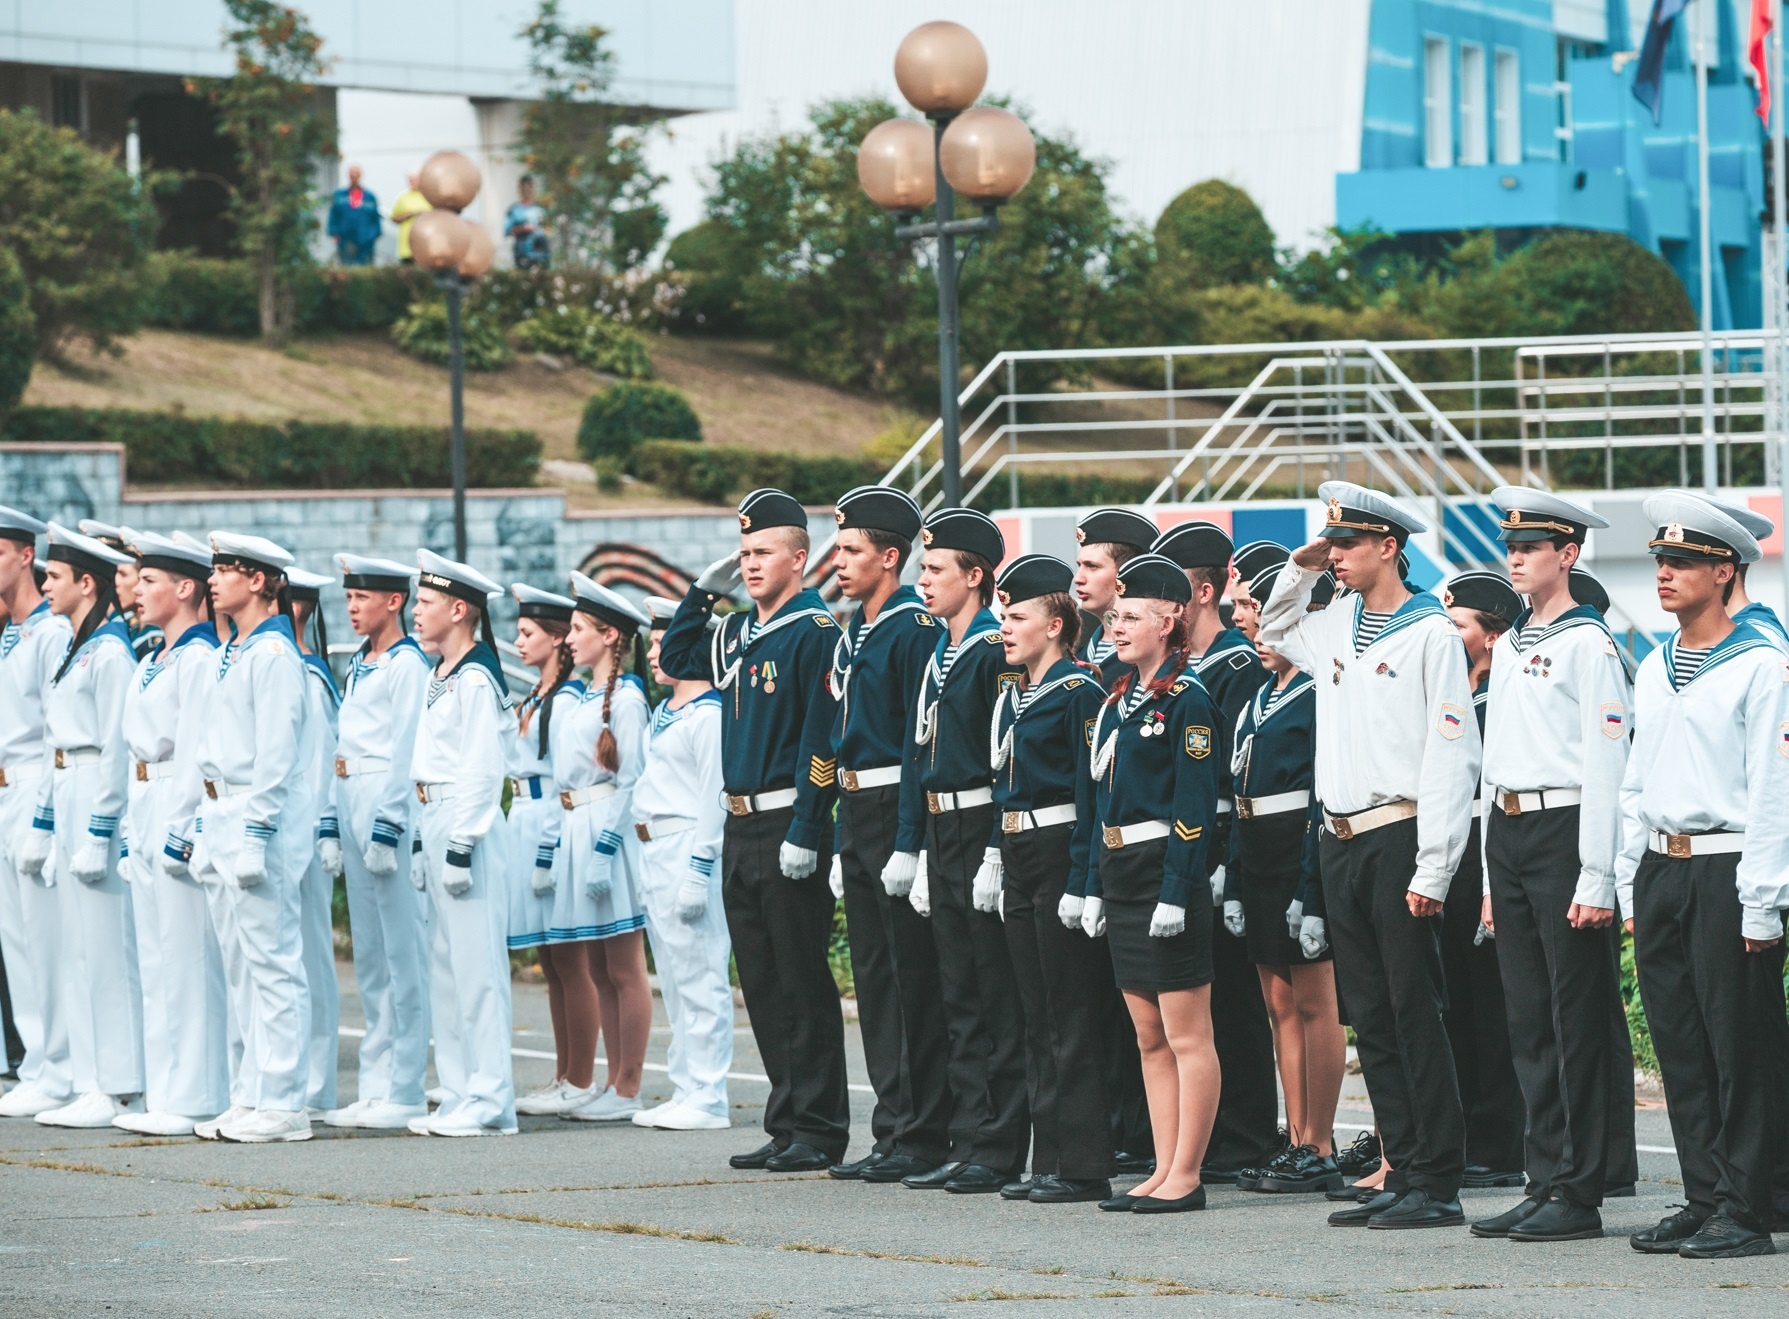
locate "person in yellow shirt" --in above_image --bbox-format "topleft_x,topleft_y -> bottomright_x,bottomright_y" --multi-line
390,174 -> 431,265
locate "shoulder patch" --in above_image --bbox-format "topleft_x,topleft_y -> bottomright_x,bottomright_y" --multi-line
997,671 -> 1021,691
1602,636 -> 1618,658
1064,678 -> 1084,690
915,613 -> 936,627
1227,651 -> 1251,670
812,614 -> 836,629
1083,716 -> 1096,747
1169,680 -> 1189,695
982,631 -> 1004,644
1600,701 -> 1625,739
1438,702 -> 1466,740
1184,725 -> 1212,759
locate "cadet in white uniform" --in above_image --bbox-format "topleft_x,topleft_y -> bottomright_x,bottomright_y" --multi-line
1620,494 -> 1789,1259
633,594 -> 732,1131
1259,482 -> 1478,1231
0,507 -> 75,1118
115,531 -> 228,1135
193,532 -> 317,1144
22,525 -> 143,1129
407,550 -> 518,1137
323,554 -> 431,1130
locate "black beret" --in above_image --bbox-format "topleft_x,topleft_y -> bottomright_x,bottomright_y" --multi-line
921,508 -> 1004,565
1444,571 -> 1523,627
1075,508 -> 1158,553
835,485 -> 922,541
1115,553 -> 1193,605
995,554 -> 1073,606
1150,521 -> 1233,570
737,488 -> 806,533
1232,540 -> 1289,584
1568,568 -> 1610,616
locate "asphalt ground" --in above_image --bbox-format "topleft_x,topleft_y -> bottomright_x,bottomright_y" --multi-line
1,962 -> 1784,1318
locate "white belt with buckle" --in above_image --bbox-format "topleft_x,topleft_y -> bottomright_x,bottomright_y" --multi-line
1496,788 -> 1582,816
1324,800 -> 1416,841
1648,829 -> 1745,859
52,748 -> 103,770
509,774 -> 553,801
1002,803 -> 1077,834
336,755 -> 390,779
1101,819 -> 1170,849
636,815 -> 697,842
0,763 -> 43,789
204,779 -> 253,800
839,765 -> 901,793
561,783 -> 618,811
1235,789 -> 1310,820
415,781 -> 458,805
926,786 -> 993,815
725,787 -> 799,816
133,760 -> 176,784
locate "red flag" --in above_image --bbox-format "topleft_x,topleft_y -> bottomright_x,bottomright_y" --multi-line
1751,0 -> 1774,124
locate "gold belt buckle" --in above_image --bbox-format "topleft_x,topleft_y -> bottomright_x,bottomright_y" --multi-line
415,783 -> 428,805
53,749 -> 66,770
335,756 -> 349,779
1235,797 -> 1254,821
635,821 -> 652,842
727,794 -> 750,817
1102,824 -> 1123,849
1331,814 -> 1354,841
840,770 -> 860,792
926,791 -> 943,815
1665,833 -> 1692,859
560,790 -> 576,811
1002,811 -> 1022,834
135,761 -> 149,783
205,780 -> 220,800
1500,791 -> 1522,817
0,768 -> 8,788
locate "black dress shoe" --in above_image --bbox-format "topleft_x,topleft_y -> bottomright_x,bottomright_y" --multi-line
1328,1189 -> 1400,1226
1469,1195 -> 1547,1239
1253,1147 -> 1343,1194
1000,1175 -> 1041,1201
1630,1206 -> 1712,1254
902,1160 -> 967,1189
1032,1176 -> 1112,1204
1112,1150 -> 1156,1175
1605,1182 -> 1637,1199
1133,1185 -> 1208,1214
1236,1144 -> 1296,1192
729,1139 -> 783,1169
829,1150 -> 885,1180
944,1164 -> 1014,1194
1508,1198 -> 1602,1242
1366,1189 -> 1465,1231
1198,1162 -> 1245,1185
765,1142 -> 832,1173
1325,1182 -> 1370,1202
1334,1130 -> 1382,1177
1099,1192 -> 1141,1212
1677,1213 -> 1777,1259
1461,1164 -> 1526,1189
862,1152 -> 941,1183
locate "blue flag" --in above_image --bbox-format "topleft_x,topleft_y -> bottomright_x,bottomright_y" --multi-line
1633,0 -> 1691,123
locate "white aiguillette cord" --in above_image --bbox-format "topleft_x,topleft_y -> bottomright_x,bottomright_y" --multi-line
828,599 -> 925,703
990,671 -> 1084,772
710,604 -> 827,691
1089,683 -> 1151,781
914,621 -> 997,747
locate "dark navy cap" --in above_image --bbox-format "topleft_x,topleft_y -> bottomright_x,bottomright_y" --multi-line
1568,568 -> 1610,616
921,508 -> 1004,565
1232,539 -> 1289,583
1244,560 -> 1337,610
1444,570 -> 1523,627
995,554 -> 1073,606
1115,553 -> 1193,605
1075,508 -> 1158,553
737,488 -> 806,533
1150,520 -> 1233,571
835,485 -> 922,541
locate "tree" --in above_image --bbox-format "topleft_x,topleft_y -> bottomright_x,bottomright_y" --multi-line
0,245 -> 36,414
1154,180 -> 1276,291
0,109 -> 157,359
518,0 -> 667,274
191,1 -> 336,347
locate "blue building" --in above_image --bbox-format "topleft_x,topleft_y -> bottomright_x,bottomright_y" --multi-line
1336,0 -> 1768,328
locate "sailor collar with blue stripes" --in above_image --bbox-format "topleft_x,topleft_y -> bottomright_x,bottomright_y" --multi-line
0,597 -> 52,660
1660,619 -> 1778,691
137,620 -> 218,690
1089,666 -> 1211,781
1247,668 -> 1314,725
711,587 -> 834,691
829,584 -> 929,701
650,688 -> 721,737
59,614 -> 133,682
347,634 -> 427,693
914,607 -> 1005,746
1348,589 -> 1446,656
1192,627 -> 1257,677
1082,619 -> 1116,668
991,656 -> 1096,769
1734,601 -> 1789,654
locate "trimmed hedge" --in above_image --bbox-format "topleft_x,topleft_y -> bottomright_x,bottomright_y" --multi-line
631,440 -> 878,505
391,299 -> 514,372
512,307 -> 654,378
2,406 -> 541,488
580,383 -> 701,464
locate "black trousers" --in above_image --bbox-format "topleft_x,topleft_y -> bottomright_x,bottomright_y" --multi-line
1320,816 -> 1465,1200
723,807 -> 849,1159
1441,821 -> 1524,1174
0,946 -> 20,1074
1633,850 -> 1786,1231
1204,816 -> 1282,1170
1001,822 -> 1115,1181
838,783 -> 952,1164
927,803 -> 1030,1170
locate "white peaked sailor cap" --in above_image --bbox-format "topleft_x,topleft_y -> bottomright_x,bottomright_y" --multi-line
47,521 -> 133,573
644,594 -> 681,624
210,531 -> 295,575
130,530 -> 212,576
337,553 -> 419,591
284,566 -> 335,601
1696,494 -> 1777,544
1489,487 -> 1609,542
77,518 -> 138,554
1316,481 -> 1427,540
0,505 -> 47,547
416,548 -> 502,604
568,570 -> 651,631
1642,491 -> 1763,565
512,582 -> 576,623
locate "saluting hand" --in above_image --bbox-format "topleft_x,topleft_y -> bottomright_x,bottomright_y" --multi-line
1290,538 -> 1332,572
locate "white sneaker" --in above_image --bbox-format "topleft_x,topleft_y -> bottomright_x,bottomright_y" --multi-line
644,1102 -> 730,1132
195,1105 -> 251,1141
407,1114 -> 435,1135
630,1100 -> 682,1128
37,1092 -> 140,1129
425,1085 -> 449,1107
220,1109 -> 313,1143
0,1082 -> 69,1118
516,1081 -> 597,1116
113,1110 -> 198,1136
326,1099 -> 427,1130
562,1086 -> 643,1122
424,1111 -> 519,1137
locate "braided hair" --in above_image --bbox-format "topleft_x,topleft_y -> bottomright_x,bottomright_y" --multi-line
52,569 -> 121,684
593,621 -> 646,774
519,617 -> 573,759
1105,601 -> 1191,707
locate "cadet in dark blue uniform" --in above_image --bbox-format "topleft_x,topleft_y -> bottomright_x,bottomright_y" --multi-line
824,485 -> 953,1184
658,488 -> 846,1173
989,554 -> 1113,1205
1225,541 -> 1290,640
1082,554 -> 1224,1214
1152,521 -> 1280,1182
907,508 -> 1029,1194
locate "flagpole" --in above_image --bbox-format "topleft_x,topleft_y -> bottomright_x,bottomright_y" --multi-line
1698,0 -> 1719,494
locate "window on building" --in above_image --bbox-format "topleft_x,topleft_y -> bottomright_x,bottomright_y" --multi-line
1460,43 -> 1487,165
51,75 -> 83,132
1424,37 -> 1452,168
1494,49 -> 1522,164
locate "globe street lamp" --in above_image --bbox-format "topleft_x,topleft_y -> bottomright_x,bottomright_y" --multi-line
412,150 -> 493,559
859,22 -> 1036,507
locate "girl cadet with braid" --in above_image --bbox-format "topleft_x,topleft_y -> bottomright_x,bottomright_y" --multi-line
553,573 -> 653,1124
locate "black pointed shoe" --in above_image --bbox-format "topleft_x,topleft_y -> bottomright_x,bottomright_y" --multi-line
1630,1206 -> 1712,1254
1365,1189 -> 1465,1230
829,1150 -> 885,1180
765,1141 -> 832,1173
1461,1165 -> 1526,1189
1132,1185 -> 1207,1214
1677,1213 -> 1776,1259
1508,1198 -> 1603,1242
1099,1191 -> 1141,1212
1198,1161 -> 1246,1185
1329,1189 -> 1401,1226
901,1160 -> 966,1189
1112,1150 -> 1156,1174
862,1153 -> 941,1183
1032,1176 -> 1112,1204
1469,1195 -> 1547,1239
1000,1175 -> 1041,1201
1326,1181 -> 1373,1202
1334,1130 -> 1382,1177
1605,1182 -> 1637,1199
1253,1147 -> 1344,1194
944,1164 -> 1015,1194
729,1139 -> 782,1169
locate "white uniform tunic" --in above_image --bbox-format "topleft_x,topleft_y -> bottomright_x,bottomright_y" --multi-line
0,601 -> 73,1099
411,643 -> 517,1130
334,635 -> 431,1108
194,615 -> 316,1114
1615,624 -> 1789,935
298,655 -> 342,1111
505,679 -> 584,950
547,673 -> 648,943
1259,564 -> 1479,899
1480,607 -> 1632,908
633,690 -> 731,1118
121,622 -> 228,1119
38,614 -> 143,1097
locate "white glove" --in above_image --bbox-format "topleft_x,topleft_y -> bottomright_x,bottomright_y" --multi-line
1081,896 -> 1106,938
233,839 -> 267,889
1208,864 -> 1226,907
588,828 -> 622,898
676,868 -> 710,923
1286,899 -> 1304,940
410,839 -> 427,891
1150,902 -> 1187,938
1223,899 -> 1245,938
318,837 -> 344,878
827,854 -> 844,899
531,859 -> 556,896
363,840 -> 398,877
160,833 -> 193,879
1473,921 -> 1493,947
159,851 -> 189,880
1058,893 -> 1084,929
908,857 -> 932,917
971,847 -> 1004,913
442,844 -> 473,897
695,551 -> 743,596
880,850 -> 919,897
16,828 -> 51,879
779,842 -> 817,880
71,838 -> 109,885
1300,915 -> 1328,959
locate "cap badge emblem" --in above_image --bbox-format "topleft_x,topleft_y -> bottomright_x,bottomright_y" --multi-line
1508,510 -> 1522,524
1326,498 -> 1343,525
1074,527 -> 1087,543
738,512 -> 752,530
834,509 -> 846,525
921,528 -> 934,546
1443,590 -> 1454,607
996,589 -> 1010,605
1115,579 -> 1127,597
1664,523 -> 1684,543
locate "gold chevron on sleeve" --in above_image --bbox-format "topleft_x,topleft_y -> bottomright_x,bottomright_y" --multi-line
809,756 -> 837,787
1173,821 -> 1202,842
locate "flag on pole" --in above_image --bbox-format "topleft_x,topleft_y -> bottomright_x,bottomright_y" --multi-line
1750,0 -> 1775,123
1634,0 -> 1692,124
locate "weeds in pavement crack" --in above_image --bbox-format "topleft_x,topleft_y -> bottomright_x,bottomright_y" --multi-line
0,1154 -> 135,1178
781,1241 -> 985,1267
438,1206 -> 736,1244
198,1195 -> 291,1212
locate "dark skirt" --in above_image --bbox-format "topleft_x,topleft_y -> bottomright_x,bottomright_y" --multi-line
1237,813 -> 1332,966
1100,836 -> 1212,993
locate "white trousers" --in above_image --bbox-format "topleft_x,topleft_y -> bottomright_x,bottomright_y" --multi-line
51,764 -> 144,1097
0,776 -> 68,1098
418,802 -> 514,1129
126,778 -> 228,1118
298,853 -> 339,1110
637,835 -> 733,1118
338,780 -> 429,1107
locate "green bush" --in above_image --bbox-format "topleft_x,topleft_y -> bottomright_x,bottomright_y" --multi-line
1,405 -> 540,488
663,219 -> 747,334
631,440 -> 878,505
579,381 -> 701,463
464,266 -> 683,332
1154,179 -> 1277,292
511,306 -> 654,378
391,299 -> 513,372
0,246 -> 36,415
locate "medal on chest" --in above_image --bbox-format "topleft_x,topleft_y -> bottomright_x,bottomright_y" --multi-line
1137,709 -> 1167,738
1521,653 -> 1551,678
751,660 -> 778,694
1332,658 -> 1344,686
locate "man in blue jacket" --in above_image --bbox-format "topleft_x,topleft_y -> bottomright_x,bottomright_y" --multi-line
327,165 -> 382,266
